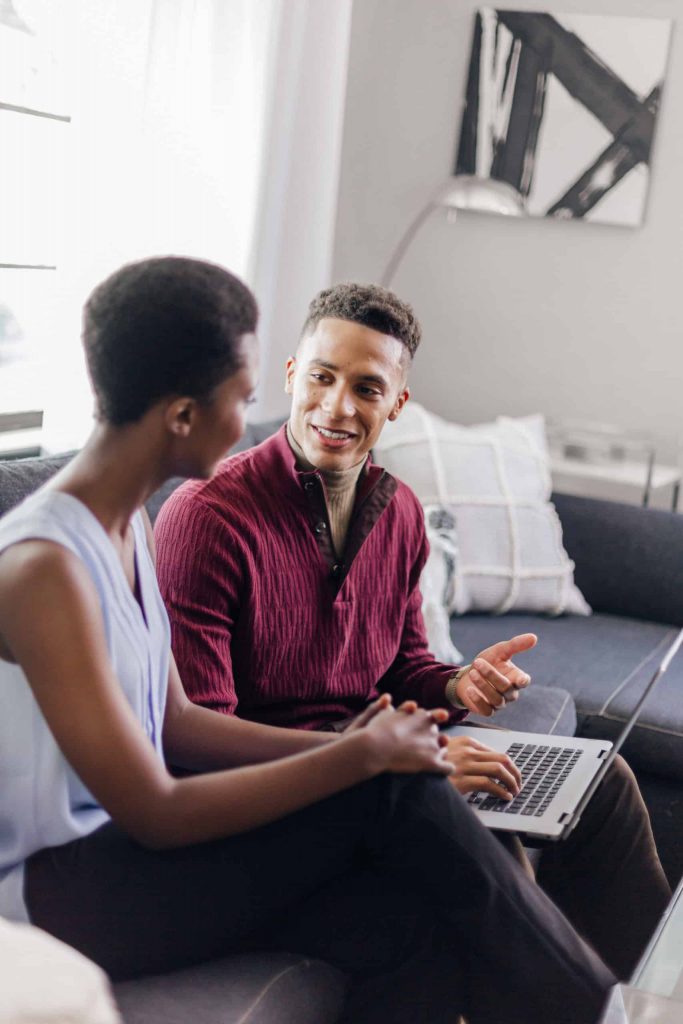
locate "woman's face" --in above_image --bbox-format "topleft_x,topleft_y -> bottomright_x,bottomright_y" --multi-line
187,333 -> 259,478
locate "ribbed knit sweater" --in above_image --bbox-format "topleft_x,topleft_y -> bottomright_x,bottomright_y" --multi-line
155,425 -> 464,730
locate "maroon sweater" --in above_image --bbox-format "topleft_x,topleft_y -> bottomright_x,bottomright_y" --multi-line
155,426 -> 465,730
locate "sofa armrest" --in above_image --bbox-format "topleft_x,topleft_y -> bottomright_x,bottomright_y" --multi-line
553,492 -> 683,626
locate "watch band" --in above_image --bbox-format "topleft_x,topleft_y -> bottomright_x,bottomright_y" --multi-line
445,664 -> 471,709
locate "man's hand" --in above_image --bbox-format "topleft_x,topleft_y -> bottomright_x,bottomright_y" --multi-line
446,734 -> 522,801
454,633 -> 537,717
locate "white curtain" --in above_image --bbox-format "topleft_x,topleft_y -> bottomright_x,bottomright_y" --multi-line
248,0 -> 353,419
38,0 -> 352,447
68,0 -> 274,286
43,0 -> 276,448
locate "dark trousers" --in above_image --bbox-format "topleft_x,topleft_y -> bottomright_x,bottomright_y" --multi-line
495,757 -> 671,979
534,756 -> 671,979
25,773 -> 614,1024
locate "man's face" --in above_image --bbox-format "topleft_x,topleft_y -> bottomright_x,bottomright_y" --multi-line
285,317 -> 410,472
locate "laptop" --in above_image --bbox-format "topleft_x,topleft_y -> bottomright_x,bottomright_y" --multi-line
450,627 -> 683,843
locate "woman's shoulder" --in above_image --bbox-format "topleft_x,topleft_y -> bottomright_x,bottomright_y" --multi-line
0,492 -> 101,599
0,490 -> 92,556
0,492 -> 130,605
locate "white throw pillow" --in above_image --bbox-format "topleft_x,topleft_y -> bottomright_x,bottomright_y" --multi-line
420,504 -> 465,663
375,403 -> 590,617
0,917 -> 121,1024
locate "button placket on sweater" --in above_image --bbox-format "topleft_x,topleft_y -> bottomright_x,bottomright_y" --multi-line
301,474 -> 336,571
299,470 -> 397,595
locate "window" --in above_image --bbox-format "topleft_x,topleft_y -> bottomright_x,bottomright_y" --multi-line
0,0 -> 71,454
1,0 -> 281,452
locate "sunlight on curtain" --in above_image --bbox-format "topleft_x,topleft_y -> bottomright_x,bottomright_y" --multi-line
2,0 -> 353,449
141,0 -> 273,270
247,0 -> 353,419
0,0 -> 75,445
2,0 -> 275,451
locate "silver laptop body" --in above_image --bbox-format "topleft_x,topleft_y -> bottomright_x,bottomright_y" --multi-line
450,627 -> 683,843
452,725 -> 610,841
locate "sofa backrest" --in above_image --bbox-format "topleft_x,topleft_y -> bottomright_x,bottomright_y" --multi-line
0,418 -> 286,525
0,452 -> 76,519
3,421 -> 682,628
553,492 -> 683,627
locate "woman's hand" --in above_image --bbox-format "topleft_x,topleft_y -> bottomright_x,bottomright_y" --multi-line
445,734 -> 522,801
349,694 -> 453,777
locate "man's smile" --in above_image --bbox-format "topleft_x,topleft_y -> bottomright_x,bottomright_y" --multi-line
311,424 -> 357,447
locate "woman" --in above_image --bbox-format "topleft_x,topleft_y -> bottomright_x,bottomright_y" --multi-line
0,257 -> 613,1024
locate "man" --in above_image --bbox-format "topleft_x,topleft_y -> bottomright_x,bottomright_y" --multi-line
156,283 -> 669,978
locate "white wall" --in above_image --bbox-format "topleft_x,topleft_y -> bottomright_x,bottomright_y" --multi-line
332,0 -> 683,467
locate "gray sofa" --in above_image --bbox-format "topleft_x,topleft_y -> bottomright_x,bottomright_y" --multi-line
1,417 -> 683,1023
457,492 -> 683,776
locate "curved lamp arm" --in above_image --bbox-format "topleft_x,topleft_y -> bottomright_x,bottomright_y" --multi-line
378,176 -> 523,290
379,193 -> 453,289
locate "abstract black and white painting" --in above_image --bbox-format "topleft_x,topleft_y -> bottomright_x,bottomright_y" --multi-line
454,10 -> 673,227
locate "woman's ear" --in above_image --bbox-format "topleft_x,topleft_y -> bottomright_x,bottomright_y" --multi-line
164,397 -> 197,438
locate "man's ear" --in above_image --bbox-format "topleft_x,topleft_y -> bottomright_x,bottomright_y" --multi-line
284,355 -> 296,395
387,386 -> 410,422
164,397 -> 197,438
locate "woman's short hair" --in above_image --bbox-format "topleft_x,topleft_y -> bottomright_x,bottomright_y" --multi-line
83,256 -> 258,425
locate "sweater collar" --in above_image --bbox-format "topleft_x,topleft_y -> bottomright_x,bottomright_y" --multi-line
285,422 -> 366,497
270,423 -> 387,505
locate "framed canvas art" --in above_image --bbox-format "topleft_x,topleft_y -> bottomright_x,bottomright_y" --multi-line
454,10 -> 673,227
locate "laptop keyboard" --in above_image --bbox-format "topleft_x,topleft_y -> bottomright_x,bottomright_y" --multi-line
467,742 -> 583,817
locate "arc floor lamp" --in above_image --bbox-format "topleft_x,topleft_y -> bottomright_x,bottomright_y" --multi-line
378,175 -> 524,289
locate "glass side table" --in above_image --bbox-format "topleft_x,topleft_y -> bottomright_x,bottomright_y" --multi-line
547,420 -> 681,511
601,877 -> 683,1022
631,875 -> 683,1001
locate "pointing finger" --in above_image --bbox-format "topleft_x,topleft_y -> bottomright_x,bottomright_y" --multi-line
485,633 -> 537,661
505,633 -> 537,656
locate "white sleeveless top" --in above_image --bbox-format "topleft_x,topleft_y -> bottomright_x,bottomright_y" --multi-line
0,490 -> 170,922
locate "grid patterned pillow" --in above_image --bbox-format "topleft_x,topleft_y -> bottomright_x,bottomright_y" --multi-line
375,403 -> 590,617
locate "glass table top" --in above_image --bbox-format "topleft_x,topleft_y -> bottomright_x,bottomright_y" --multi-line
632,874 -> 683,1001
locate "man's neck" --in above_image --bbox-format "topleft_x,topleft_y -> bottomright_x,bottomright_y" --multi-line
285,422 -> 366,485
286,422 -> 365,557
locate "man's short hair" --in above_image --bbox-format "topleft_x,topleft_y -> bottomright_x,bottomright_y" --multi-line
83,256 -> 258,425
301,282 -> 421,360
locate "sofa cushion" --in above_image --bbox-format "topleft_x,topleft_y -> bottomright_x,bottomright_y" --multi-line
453,613 -> 683,779
113,953 -> 346,1024
374,403 -> 589,616
466,683 -> 576,737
